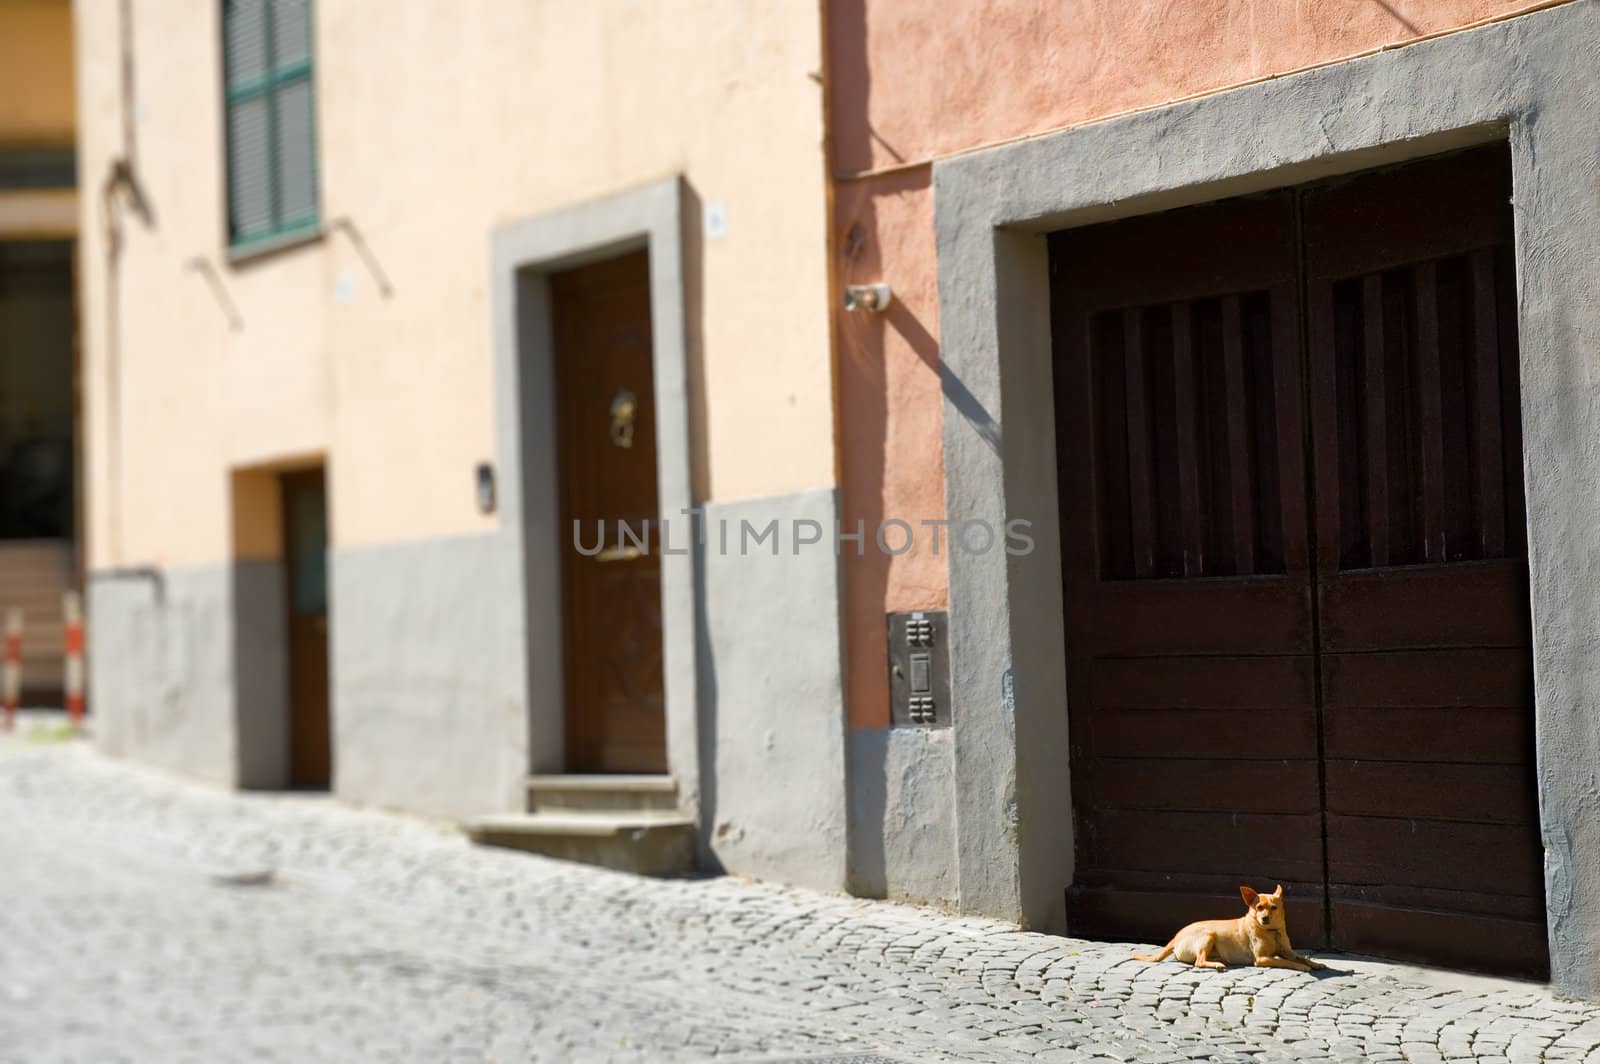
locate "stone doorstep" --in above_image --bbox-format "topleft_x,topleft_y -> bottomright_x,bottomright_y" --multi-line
461,810 -> 696,877
525,773 -> 679,813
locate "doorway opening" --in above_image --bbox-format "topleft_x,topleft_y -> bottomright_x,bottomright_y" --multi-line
230,460 -> 330,790
1051,144 -> 1545,978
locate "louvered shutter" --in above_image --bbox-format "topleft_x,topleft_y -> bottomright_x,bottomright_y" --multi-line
223,0 -> 317,247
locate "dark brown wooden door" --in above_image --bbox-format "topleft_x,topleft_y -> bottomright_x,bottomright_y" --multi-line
282,468 -> 330,789
1052,191 -> 1328,948
1051,144 -> 1546,977
550,250 -> 667,774
1303,150 -> 1544,975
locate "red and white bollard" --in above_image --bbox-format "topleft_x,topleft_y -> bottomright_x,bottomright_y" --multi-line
63,591 -> 84,731
2,608 -> 21,732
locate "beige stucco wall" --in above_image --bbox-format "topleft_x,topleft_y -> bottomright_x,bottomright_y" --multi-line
75,0 -> 833,570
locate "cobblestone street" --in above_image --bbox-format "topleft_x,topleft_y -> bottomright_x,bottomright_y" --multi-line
4,738 -> 1599,1064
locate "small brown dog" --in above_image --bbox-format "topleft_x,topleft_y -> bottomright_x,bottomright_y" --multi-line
1132,884 -> 1328,972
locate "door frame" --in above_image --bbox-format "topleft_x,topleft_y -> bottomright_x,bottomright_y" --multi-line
931,6 -> 1600,997
490,177 -> 699,803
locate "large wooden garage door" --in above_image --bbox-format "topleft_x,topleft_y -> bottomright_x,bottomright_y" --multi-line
1050,145 -> 1546,978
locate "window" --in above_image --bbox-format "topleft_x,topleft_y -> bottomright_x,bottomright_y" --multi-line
222,0 -> 317,249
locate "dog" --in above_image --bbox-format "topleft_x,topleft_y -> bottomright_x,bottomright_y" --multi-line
1131,884 -> 1328,972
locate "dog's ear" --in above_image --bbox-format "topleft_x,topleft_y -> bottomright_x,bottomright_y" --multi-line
1239,885 -> 1260,906
1273,884 -> 1285,897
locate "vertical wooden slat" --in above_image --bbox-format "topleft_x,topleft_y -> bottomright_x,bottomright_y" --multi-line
1471,250 -> 1506,557
1170,302 -> 1204,576
1220,295 -> 1255,574
1414,261 -> 1446,562
1362,275 -> 1390,567
1123,308 -> 1155,578
1307,280 -> 1341,574
1270,283 -> 1309,575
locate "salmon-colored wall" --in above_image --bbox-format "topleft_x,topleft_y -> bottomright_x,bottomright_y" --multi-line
828,0 -> 1549,728
831,0 -> 1541,177
837,167 -> 947,729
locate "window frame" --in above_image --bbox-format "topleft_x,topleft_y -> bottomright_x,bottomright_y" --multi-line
221,0 -> 320,255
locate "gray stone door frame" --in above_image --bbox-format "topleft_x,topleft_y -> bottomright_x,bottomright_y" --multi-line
490,177 -> 700,812
932,3 -> 1600,997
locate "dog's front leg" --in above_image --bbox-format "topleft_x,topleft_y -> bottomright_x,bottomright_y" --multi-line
1277,932 -> 1327,970
1253,955 -> 1312,972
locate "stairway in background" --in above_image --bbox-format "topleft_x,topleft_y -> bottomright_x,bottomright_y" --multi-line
0,539 -> 74,703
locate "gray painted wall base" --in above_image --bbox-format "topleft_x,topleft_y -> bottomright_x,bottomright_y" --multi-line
696,488 -> 849,892
89,562 -> 285,788
330,532 -> 529,819
848,726 -> 957,907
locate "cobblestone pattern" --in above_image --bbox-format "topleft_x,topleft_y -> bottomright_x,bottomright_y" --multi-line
3,742 -> 1599,1063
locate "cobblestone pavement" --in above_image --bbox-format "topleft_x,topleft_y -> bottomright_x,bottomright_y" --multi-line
4,740 -> 1600,1064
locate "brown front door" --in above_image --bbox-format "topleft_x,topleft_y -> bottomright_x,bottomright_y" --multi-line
1052,144 -> 1546,977
550,250 -> 667,774
282,468 -> 331,789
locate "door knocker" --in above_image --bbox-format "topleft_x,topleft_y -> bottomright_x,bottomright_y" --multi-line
609,387 -> 637,448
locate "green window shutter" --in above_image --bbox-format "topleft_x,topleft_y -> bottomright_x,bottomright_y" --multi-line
223,0 -> 317,248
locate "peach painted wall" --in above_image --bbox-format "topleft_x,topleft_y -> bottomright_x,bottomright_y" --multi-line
828,0 -> 1553,728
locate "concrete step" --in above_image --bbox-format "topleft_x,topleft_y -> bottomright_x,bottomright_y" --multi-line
525,774 -> 678,814
461,812 -> 695,877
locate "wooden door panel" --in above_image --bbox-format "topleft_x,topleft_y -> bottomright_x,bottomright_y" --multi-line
1084,810 -> 1325,880
1086,758 -> 1320,815
1326,816 -> 1543,897
1325,762 -> 1541,824
1088,654 -> 1313,708
282,468 -> 330,790
551,250 -> 667,774
1321,647 -> 1530,708
1070,285 -> 1308,582
1323,707 -> 1534,765
1331,904 -> 1548,976
1073,580 -> 1310,655
1298,150 -> 1514,281
1085,708 -> 1319,761
1052,191 -> 1326,944
1317,561 -> 1529,651
1304,144 -> 1546,977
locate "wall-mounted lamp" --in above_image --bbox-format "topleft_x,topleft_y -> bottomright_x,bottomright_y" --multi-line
475,462 -> 496,514
843,282 -> 892,313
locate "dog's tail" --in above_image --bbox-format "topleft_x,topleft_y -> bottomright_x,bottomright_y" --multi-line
1132,941 -> 1175,963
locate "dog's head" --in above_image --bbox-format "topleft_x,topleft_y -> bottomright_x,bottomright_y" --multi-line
1240,884 -> 1287,931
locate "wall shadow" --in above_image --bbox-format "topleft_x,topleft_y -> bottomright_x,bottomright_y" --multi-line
678,179 -> 723,875
835,162 -> 939,895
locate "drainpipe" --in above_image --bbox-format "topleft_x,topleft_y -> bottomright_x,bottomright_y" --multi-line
99,0 -> 151,569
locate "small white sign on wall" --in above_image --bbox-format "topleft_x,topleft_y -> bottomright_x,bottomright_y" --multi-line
704,201 -> 728,240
